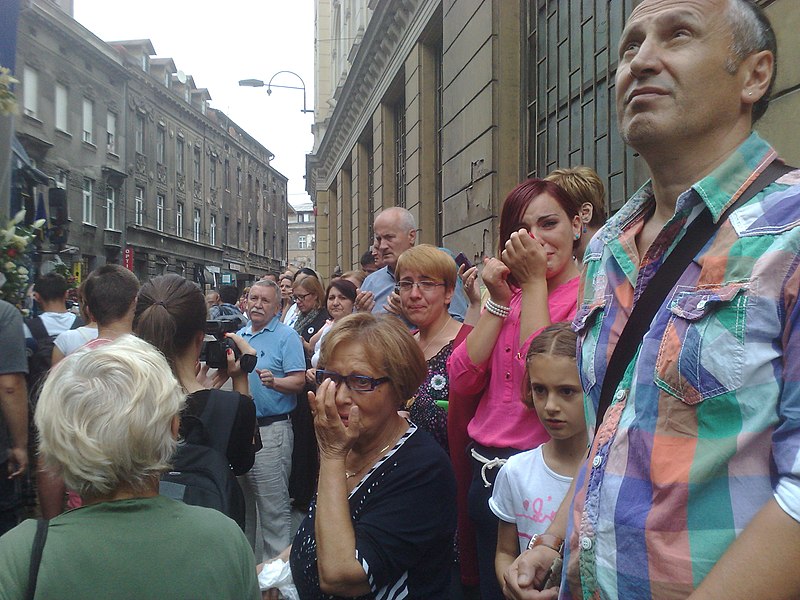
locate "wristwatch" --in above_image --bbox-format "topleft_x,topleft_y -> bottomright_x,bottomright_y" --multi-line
527,533 -> 564,555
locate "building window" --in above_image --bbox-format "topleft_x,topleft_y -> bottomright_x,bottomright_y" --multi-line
106,186 -> 116,230
236,167 -> 242,196
23,66 -> 38,118
164,71 -> 170,88
82,178 -> 93,224
210,159 -> 216,189
298,235 -> 307,249
176,202 -> 184,236
134,186 -> 144,226
224,159 -> 230,190
247,225 -> 252,251
236,220 -> 241,246
55,83 -> 68,132
176,138 -> 185,174
223,216 -> 229,246
135,112 -> 145,153
141,54 -> 149,73
194,147 -> 201,181
106,111 -> 117,154
394,97 -> 406,208
157,125 -> 165,164
156,194 -> 164,231
82,98 -> 93,144
210,214 -> 216,246
193,208 -> 201,242
526,0 -> 636,212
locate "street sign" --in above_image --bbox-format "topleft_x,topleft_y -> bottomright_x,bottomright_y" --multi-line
123,246 -> 134,271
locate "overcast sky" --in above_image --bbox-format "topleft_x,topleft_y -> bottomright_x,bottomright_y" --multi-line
73,0 -> 315,209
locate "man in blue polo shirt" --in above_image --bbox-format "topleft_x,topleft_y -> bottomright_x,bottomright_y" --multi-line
238,279 -> 305,561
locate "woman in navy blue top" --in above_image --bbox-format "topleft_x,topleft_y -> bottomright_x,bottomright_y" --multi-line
284,313 -> 456,599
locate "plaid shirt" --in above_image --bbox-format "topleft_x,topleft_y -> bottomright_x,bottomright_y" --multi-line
566,133 -> 800,599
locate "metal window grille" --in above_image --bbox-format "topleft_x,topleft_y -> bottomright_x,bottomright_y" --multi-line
526,0 -> 638,213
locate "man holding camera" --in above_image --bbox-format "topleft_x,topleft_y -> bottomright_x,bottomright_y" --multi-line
237,279 -> 306,561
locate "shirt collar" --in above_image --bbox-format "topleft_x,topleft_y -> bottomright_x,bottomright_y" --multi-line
245,314 -> 280,336
597,132 -> 776,244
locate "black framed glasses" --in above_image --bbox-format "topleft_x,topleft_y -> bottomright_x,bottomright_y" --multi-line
394,280 -> 446,294
292,292 -> 312,302
315,369 -> 391,393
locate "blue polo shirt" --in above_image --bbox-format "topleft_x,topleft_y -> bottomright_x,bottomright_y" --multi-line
238,316 -> 306,417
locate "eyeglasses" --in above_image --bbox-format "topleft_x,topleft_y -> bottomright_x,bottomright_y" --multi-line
315,369 -> 391,393
292,292 -> 312,302
394,281 -> 446,294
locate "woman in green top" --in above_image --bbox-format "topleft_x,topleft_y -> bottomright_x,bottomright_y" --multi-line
0,335 -> 259,599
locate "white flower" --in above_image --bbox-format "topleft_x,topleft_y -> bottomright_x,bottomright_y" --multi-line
430,374 -> 447,391
10,210 -> 25,226
4,261 -> 14,270
18,267 -> 28,275
32,219 -> 46,229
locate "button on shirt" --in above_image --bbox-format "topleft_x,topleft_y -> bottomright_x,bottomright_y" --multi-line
566,133 -> 800,599
238,316 -> 306,418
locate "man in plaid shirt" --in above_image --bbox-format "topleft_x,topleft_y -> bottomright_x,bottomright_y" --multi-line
505,1 -> 800,598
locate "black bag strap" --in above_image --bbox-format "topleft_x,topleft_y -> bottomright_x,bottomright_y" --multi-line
595,160 -> 794,433
26,518 -> 49,600
25,316 -> 48,343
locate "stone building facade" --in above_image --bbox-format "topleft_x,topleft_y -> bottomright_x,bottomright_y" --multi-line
288,201 -> 316,271
14,0 -> 289,287
307,0 -> 800,278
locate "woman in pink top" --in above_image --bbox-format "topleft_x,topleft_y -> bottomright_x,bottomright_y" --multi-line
447,178 -> 582,600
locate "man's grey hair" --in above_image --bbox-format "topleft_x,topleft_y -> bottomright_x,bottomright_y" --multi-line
378,206 -> 416,233
250,278 -> 280,295
725,0 -> 777,123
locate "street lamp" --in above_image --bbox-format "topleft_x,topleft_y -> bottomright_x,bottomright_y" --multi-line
239,71 -> 314,114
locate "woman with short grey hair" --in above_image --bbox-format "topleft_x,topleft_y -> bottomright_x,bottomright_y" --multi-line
0,335 -> 259,599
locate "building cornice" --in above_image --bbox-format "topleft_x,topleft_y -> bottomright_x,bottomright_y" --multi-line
310,0 -> 439,193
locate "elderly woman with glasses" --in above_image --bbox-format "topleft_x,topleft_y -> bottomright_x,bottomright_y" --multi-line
263,313 -> 456,599
0,336 -> 259,598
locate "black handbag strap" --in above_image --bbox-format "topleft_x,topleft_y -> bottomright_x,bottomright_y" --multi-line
595,160 -> 794,433
26,518 -> 49,600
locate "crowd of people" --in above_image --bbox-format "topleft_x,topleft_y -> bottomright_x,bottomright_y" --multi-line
1,1 -> 800,599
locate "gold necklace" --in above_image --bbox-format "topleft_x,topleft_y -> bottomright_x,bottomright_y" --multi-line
345,439 -> 396,480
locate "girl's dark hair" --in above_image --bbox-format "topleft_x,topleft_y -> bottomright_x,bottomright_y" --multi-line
294,267 -> 318,281
326,279 -> 357,304
133,274 -> 206,369
522,322 -> 579,407
499,178 -> 581,287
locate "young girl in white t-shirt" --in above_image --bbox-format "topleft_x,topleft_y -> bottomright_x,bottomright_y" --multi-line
489,322 -> 588,587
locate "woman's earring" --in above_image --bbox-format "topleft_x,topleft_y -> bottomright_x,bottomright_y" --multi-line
575,233 -> 581,240
582,225 -> 588,233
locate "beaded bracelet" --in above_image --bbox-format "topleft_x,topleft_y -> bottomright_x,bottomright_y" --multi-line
485,298 -> 511,318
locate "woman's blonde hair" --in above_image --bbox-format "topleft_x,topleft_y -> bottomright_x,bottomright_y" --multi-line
545,166 -> 607,227
35,335 -> 186,500
293,273 -> 325,310
319,312 -> 427,407
395,244 -> 458,291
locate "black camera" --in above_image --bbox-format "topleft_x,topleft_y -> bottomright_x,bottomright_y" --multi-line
201,319 -> 256,373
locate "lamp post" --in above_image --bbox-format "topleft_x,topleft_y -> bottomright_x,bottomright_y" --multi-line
239,71 -> 314,114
